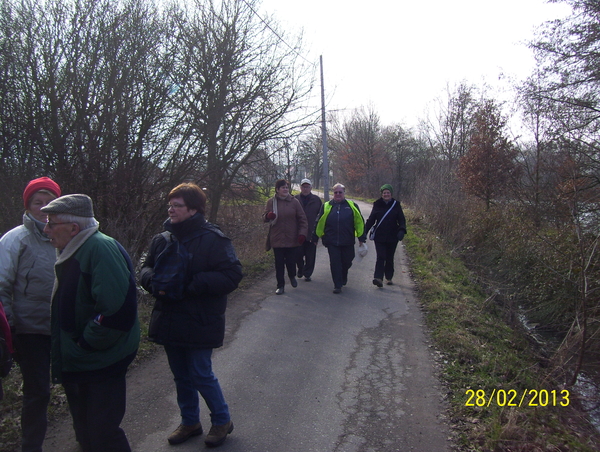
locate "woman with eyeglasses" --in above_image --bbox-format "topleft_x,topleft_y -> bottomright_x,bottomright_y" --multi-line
0,177 -> 61,451
314,183 -> 366,294
364,184 -> 407,287
263,179 -> 308,295
139,183 -> 243,447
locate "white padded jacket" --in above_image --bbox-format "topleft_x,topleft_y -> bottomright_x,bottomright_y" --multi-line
0,213 -> 56,335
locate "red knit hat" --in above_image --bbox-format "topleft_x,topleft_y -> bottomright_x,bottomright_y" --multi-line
23,177 -> 61,209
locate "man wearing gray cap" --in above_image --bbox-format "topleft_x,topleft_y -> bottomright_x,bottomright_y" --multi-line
41,194 -> 140,452
294,179 -> 322,281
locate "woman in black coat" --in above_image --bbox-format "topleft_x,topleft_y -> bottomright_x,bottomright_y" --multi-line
139,183 -> 243,448
364,184 -> 407,287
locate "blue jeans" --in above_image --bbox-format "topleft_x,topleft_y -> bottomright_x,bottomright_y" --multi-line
164,345 -> 230,426
13,334 -> 51,452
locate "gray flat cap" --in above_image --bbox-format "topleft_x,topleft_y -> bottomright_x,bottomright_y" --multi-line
41,194 -> 94,218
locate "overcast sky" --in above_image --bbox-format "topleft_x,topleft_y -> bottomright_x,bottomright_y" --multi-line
259,0 -> 572,129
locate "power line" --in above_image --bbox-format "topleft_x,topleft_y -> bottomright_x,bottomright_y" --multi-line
241,0 -> 315,66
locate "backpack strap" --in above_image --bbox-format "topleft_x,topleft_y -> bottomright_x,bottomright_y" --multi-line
201,222 -> 226,238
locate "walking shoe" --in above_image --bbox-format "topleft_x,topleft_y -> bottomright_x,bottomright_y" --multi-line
290,277 -> 298,287
333,287 -> 342,294
297,271 -> 303,278
386,279 -> 393,285
167,422 -> 203,445
373,278 -> 383,288
275,287 -> 284,295
204,421 -> 234,448
304,276 -> 311,281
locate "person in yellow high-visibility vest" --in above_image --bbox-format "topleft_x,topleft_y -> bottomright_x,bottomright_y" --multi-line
313,183 -> 366,293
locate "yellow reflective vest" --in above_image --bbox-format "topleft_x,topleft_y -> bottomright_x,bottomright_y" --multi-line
315,200 -> 364,238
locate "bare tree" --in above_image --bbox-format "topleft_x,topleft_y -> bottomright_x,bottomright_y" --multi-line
381,124 -> 421,198
424,81 -> 477,169
296,127 -> 324,189
0,0 -> 186,255
164,0 -> 314,222
329,106 -> 391,196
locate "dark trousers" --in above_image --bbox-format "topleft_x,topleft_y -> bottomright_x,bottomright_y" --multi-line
273,247 -> 298,288
13,334 -> 51,452
374,240 -> 399,280
62,357 -> 133,452
327,244 -> 355,289
296,240 -> 317,278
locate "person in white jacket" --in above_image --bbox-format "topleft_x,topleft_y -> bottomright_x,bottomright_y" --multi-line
0,177 -> 61,452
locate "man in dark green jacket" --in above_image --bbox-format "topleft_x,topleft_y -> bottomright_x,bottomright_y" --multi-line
42,194 -> 139,452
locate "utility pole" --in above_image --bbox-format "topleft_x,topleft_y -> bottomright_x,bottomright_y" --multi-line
320,55 -> 330,201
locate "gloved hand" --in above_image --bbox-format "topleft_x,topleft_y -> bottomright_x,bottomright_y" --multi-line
298,235 -> 306,245
266,212 -> 276,220
397,231 -> 405,241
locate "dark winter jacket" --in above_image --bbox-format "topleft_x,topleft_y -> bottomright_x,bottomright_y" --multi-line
50,227 -> 140,384
294,192 -> 322,236
364,197 -> 407,243
139,213 -> 243,349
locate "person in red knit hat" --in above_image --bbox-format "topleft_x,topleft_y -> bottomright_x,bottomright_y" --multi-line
0,176 -> 61,452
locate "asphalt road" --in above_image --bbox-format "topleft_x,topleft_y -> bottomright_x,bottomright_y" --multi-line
42,199 -> 451,452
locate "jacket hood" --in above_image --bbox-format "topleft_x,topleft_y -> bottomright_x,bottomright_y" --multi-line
23,212 -> 51,240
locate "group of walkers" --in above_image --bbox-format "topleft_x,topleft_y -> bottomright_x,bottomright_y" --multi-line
0,175 -> 406,452
0,179 -> 242,451
264,179 -> 407,294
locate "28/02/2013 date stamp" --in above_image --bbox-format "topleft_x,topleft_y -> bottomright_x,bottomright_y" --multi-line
465,389 -> 570,407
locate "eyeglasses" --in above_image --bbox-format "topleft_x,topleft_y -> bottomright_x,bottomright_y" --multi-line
167,203 -> 186,210
45,221 -> 72,229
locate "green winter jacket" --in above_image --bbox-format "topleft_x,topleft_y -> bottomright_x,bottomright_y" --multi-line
50,227 -> 139,383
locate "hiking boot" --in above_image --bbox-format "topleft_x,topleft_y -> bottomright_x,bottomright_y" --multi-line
373,278 -> 383,288
204,421 -> 234,448
386,279 -> 393,285
275,287 -> 284,295
333,287 -> 342,294
290,276 -> 298,287
167,422 -> 203,445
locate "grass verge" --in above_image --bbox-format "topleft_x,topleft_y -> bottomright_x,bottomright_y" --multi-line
403,212 -> 600,451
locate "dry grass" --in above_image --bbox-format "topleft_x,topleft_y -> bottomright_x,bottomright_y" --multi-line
403,210 -> 600,451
